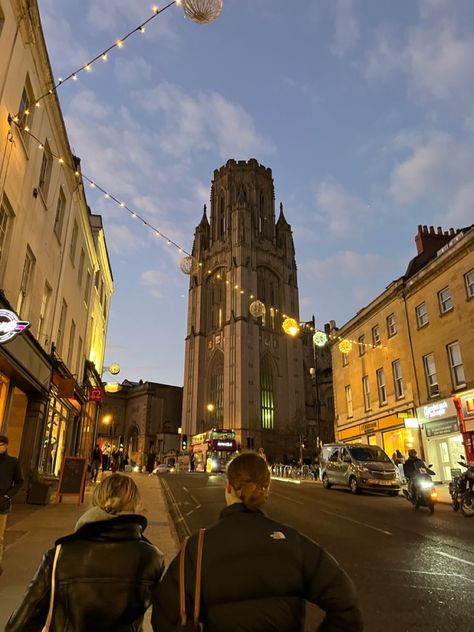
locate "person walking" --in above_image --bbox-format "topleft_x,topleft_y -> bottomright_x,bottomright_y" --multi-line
152,451 -> 363,631
0,434 -> 24,576
6,473 -> 164,631
90,443 -> 102,482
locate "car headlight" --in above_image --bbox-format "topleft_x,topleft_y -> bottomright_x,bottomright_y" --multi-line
357,466 -> 369,473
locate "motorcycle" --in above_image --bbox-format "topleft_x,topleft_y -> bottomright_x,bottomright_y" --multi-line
403,464 -> 438,514
449,455 -> 474,518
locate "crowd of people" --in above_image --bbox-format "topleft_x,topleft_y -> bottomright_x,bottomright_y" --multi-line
4,448 -> 364,631
89,443 -> 130,483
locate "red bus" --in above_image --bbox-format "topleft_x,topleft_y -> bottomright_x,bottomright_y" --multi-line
191,428 -> 237,472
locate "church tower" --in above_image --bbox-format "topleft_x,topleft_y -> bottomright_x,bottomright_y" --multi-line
182,159 -> 305,461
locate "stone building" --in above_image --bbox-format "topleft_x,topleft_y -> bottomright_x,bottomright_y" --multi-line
101,380 -> 183,468
331,224 -> 474,482
0,0 -> 113,481
181,159 -> 309,462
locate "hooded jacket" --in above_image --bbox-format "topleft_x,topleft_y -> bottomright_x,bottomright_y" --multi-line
6,509 -> 164,632
152,502 -> 363,632
0,451 -> 24,502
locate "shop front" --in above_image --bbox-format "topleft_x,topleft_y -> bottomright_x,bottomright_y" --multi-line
418,399 -> 463,483
454,389 -> 474,462
337,410 -> 421,459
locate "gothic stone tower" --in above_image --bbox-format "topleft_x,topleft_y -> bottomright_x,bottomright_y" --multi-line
182,159 -> 305,461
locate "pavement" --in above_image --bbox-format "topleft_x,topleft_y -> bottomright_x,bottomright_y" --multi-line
0,472 -> 179,630
271,476 -> 453,503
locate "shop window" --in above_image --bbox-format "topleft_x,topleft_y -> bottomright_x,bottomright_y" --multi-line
416,302 -> 428,328
53,187 -> 66,240
358,334 -> 366,356
438,287 -> 453,314
362,375 -> 371,411
345,385 -> 353,418
0,373 -> 11,434
392,359 -> 404,399
376,368 -> 387,405
383,428 -> 417,462
447,342 -> 465,389
465,269 -> 474,299
372,324 -> 381,347
41,398 -> 69,476
423,353 -> 439,398
386,313 -> 397,337
5,387 -> 28,457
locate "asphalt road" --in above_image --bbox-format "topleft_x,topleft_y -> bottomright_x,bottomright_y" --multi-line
160,472 -> 473,632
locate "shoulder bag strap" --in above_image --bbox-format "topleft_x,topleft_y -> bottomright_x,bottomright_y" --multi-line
179,536 -> 190,626
42,544 -> 62,632
193,529 -> 206,625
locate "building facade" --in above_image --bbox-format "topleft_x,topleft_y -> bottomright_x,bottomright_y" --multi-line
101,380 -> 183,469
331,224 -> 474,481
0,0 -> 113,483
181,159 -> 307,462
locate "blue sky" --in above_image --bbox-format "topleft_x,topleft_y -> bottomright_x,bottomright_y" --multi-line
39,0 -> 474,386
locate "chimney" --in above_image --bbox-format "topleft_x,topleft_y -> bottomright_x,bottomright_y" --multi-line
415,224 -> 456,256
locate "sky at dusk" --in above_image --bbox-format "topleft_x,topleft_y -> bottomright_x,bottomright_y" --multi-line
38,0 -> 474,387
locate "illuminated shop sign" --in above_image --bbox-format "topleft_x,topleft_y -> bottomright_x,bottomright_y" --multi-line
417,398 -> 457,422
459,392 -> 474,421
0,310 -> 30,344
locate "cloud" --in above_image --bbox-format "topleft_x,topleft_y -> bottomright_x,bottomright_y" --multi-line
331,0 -> 359,56
303,251 -> 388,280
314,181 -> 372,238
140,269 -> 174,299
106,224 -> 144,254
137,82 -> 275,160
114,57 -> 152,85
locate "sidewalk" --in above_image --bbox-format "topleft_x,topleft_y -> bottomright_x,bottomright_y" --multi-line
271,476 -> 452,504
0,473 -> 179,630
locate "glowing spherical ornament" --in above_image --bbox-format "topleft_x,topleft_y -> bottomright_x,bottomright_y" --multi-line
338,339 -> 353,354
313,331 -> 328,347
108,363 -> 121,375
282,317 -> 300,337
180,255 -> 198,275
182,0 -> 223,24
249,300 -> 265,318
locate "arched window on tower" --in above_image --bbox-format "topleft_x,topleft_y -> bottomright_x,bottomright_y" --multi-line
207,269 -> 226,331
208,352 -> 224,428
257,267 -> 280,330
219,193 -> 225,237
259,194 -> 265,235
260,356 -> 274,430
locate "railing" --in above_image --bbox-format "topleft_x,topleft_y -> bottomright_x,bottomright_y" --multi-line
271,463 -> 317,481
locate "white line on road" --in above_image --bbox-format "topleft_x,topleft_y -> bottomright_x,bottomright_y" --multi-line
322,510 -> 392,536
435,551 -> 474,567
271,490 -> 305,505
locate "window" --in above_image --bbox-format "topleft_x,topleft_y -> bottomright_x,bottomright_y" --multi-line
84,270 -> 91,305
423,353 -> 439,398
56,299 -> 68,355
260,356 -> 274,429
416,303 -> 428,327
17,247 -> 35,316
0,5 -> 5,38
376,368 -> 387,405
77,249 -> 85,287
342,353 -> 349,367
392,359 -> 404,399
38,282 -> 52,346
438,287 -> 453,314
372,325 -> 381,347
362,375 -> 371,411
209,353 -> 224,427
447,342 -> 465,389
38,140 -> 53,199
76,336 -> 83,377
17,78 -> 35,145
386,313 -> 397,337
465,269 -> 474,299
0,195 -> 13,264
358,334 -> 366,356
69,220 -> 78,265
67,320 -> 76,366
54,188 -> 66,240
345,385 -> 353,418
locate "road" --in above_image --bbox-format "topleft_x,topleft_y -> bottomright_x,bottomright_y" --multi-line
160,472 -> 473,632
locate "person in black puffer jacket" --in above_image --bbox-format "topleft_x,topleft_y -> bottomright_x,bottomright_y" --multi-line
152,452 -> 363,632
6,473 -> 164,632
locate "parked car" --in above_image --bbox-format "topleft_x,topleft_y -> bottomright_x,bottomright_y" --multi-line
320,443 -> 401,495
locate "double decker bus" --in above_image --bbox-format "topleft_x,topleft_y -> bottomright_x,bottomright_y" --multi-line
191,428 -> 237,473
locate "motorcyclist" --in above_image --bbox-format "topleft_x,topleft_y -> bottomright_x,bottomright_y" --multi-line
404,449 -> 428,501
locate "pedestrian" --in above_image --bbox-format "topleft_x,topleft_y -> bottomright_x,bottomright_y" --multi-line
6,473 -> 164,631
90,443 -> 102,483
392,449 -> 404,465
102,443 -> 110,472
152,451 -> 363,631
0,435 -> 24,576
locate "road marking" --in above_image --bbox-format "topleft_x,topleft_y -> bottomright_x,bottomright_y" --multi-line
322,510 -> 392,536
189,494 -> 201,509
271,490 -> 304,505
395,569 -> 474,584
435,551 -> 474,567
161,478 -> 190,535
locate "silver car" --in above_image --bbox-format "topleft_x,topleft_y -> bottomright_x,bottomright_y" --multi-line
320,443 -> 401,495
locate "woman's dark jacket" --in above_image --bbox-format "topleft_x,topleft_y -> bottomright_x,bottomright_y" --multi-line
6,513 -> 164,632
152,502 -> 363,632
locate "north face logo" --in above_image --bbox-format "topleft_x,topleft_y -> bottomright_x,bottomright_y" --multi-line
270,531 -> 286,540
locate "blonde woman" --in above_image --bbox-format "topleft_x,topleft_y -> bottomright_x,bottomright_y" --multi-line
153,452 -> 362,631
7,473 -> 164,631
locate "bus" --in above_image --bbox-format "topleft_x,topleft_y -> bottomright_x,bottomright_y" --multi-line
191,428 -> 237,473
